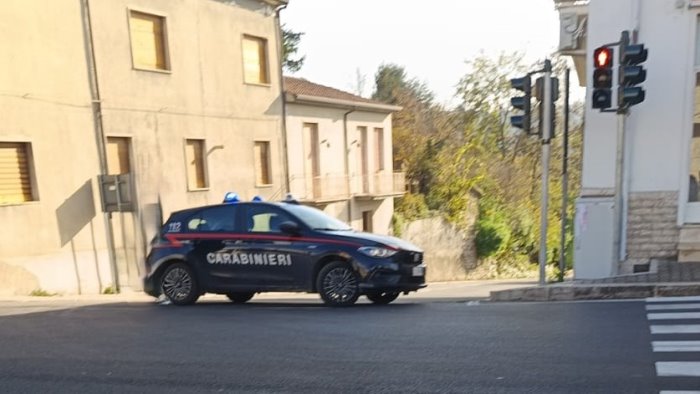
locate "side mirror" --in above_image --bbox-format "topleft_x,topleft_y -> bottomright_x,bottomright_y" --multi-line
279,221 -> 301,235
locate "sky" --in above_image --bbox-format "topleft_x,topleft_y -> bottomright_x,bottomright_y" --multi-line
281,0 -> 575,106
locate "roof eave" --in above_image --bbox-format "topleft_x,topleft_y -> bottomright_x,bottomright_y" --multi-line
286,93 -> 403,113
260,0 -> 288,7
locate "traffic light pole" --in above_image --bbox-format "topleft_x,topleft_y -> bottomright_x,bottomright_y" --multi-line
613,111 -> 627,270
539,60 -> 553,286
558,68 -> 570,281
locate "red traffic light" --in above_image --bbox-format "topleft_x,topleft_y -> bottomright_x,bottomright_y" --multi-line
594,46 -> 613,68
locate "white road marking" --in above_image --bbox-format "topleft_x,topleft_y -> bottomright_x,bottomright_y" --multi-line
647,303 -> 700,311
653,341 -> 700,352
651,325 -> 700,334
647,296 -> 700,303
648,312 -> 700,320
656,362 -> 700,377
659,391 -> 700,394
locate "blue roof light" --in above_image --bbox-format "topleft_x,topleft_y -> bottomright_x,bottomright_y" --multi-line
223,192 -> 240,203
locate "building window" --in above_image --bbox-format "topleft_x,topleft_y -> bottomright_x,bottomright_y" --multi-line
254,141 -> 272,186
129,10 -> 169,71
242,35 -> 269,84
185,139 -> 208,190
0,142 -> 36,204
106,137 -> 131,175
374,128 -> 385,172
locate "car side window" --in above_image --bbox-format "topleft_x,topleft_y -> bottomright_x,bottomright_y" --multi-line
186,205 -> 236,233
246,206 -> 293,233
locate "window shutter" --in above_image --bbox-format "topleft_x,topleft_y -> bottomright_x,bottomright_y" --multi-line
0,143 -> 33,203
130,11 -> 167,70
254,142 -> 271,185
185,140 -> 206,189
243,36 -> 268,84
106,137 -> 131,175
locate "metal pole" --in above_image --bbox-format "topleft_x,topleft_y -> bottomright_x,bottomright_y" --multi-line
558,68 -> 570,281
613,112 -> 626,272
81,0 -> 120,293
539,60 -> 553,286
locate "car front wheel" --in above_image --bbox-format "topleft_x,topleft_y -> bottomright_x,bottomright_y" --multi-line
366,291 -> 399,305
160,263 -> 200,305
317,261 -> 360,307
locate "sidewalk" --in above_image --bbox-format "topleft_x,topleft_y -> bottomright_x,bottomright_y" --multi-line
0,279 -> 535,308
490,281 -> 700,302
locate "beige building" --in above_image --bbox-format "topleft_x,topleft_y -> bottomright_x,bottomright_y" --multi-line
284,77 -> 405,234
0,0 -> 287,295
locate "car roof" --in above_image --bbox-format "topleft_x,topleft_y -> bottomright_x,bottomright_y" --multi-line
168,201 -> 291,220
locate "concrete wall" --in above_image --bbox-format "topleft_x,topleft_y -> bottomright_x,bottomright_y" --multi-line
0,0 -> 111,294
0,0 -> 285,294
401,217 -> 478,282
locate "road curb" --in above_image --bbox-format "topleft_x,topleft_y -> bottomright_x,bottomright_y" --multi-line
490,283 -> 700,302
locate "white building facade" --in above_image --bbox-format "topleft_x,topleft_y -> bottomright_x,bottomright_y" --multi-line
284,77 -> 405,235
556,0 -> 700,278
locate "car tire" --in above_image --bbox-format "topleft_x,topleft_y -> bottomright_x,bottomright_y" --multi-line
317,261 -> 360,307
160,262 -> 200,305
226,292 -> 255,303
366,291 -> 400,305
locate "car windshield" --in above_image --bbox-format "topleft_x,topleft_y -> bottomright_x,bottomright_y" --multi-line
282,204 -> 352,231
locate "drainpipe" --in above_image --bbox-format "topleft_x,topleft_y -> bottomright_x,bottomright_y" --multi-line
343,108 -> 356,224
274,4 -> 290,195
81,0 -> 119,292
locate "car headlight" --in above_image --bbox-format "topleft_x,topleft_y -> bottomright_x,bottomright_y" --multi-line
358,246 -> 397,258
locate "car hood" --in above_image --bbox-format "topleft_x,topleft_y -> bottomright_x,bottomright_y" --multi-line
320,230 -> 423,253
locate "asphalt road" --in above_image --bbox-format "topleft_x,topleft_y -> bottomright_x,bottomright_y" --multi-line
0,295 -> 684,394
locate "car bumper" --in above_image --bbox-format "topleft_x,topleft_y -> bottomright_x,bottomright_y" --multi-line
360,265 -> 427,293
143,275 -> 159,297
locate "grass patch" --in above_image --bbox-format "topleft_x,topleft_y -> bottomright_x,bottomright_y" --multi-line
29,289 -> 57,297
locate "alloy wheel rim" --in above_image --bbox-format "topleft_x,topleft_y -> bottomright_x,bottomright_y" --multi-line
323,267 -> 357,302
162,267 -> 192,302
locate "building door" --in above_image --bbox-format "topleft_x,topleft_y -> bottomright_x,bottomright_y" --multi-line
362,210 -> 373,233
303,123 -> 320,198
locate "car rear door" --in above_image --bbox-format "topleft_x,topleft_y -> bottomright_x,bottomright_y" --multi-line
238,204 -> 315,290
184,204 -> 261,290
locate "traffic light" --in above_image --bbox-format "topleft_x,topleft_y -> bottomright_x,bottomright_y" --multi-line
510,75 -> 531,131
535,77 -> 559,138
592,46 -> 613,110
618,32 -> 647,108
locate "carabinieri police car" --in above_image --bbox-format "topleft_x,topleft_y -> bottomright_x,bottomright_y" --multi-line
144,198 -> 426,306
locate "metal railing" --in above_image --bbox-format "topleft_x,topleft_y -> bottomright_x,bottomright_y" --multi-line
289,172 -> 406,202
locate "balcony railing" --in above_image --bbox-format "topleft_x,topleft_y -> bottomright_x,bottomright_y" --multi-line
289,174 -> 350,202
289,172 -> 406,202
352,171 -> 406,197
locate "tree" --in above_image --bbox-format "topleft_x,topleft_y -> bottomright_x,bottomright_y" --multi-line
375,54 -> 584,279
282,25 -> 305,73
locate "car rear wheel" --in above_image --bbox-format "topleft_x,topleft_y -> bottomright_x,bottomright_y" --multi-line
317,261 -> 360,307
366,291 -> 400,305
226,292 -> 255,303
160,263 -> 200,305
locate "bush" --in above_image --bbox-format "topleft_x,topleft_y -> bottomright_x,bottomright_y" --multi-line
395,193 -> 429,221
475,212 -> 511,258
103,285 -> 117,295
29,289 -> 56,297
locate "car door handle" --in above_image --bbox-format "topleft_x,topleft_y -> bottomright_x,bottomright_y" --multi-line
224,240 -> 244,246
